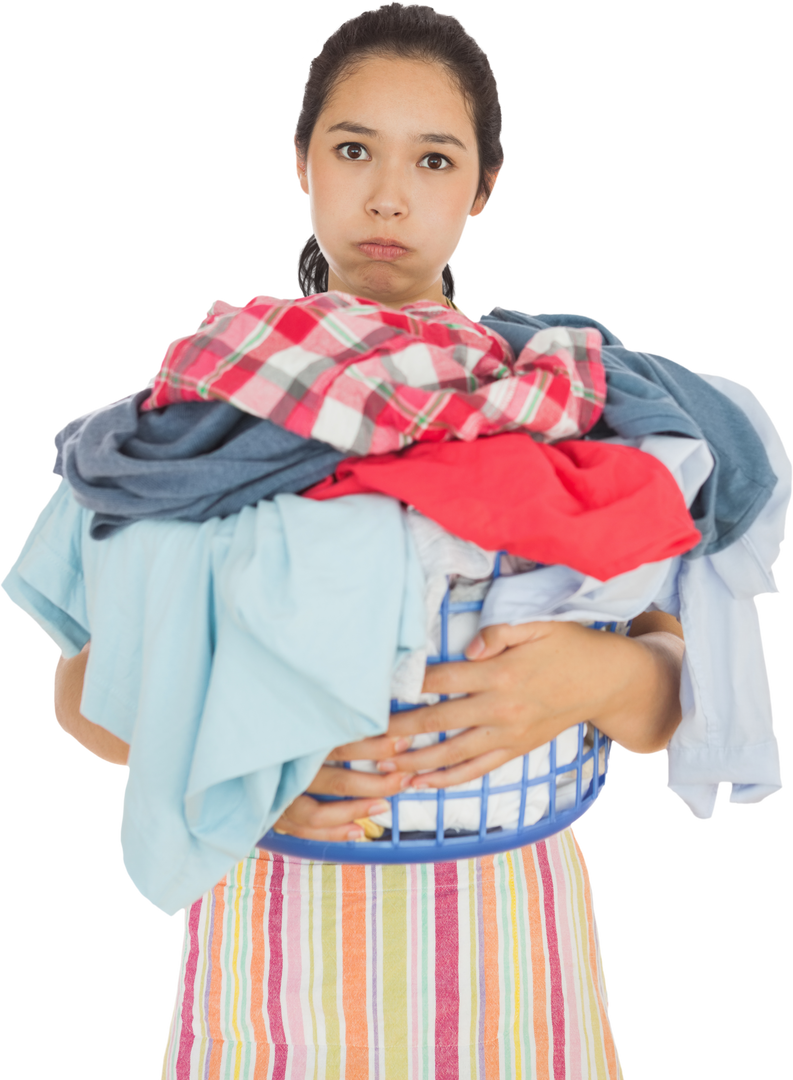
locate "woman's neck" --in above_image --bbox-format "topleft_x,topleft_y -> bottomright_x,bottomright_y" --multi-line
326,268 -> 454,311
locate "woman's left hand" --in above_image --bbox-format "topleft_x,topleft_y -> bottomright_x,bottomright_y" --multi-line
370,615 -> 685,790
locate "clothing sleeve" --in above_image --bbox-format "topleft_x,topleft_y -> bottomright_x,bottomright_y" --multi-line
661,371 -> 790,816
2,481 -> 90,657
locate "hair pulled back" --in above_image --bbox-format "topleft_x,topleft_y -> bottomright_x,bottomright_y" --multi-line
295,3 -> 503,301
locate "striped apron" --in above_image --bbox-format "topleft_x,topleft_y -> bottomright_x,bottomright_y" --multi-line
163,829 -> 621,1079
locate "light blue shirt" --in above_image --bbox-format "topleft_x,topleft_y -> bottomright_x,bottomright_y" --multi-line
3,485 -> 425,913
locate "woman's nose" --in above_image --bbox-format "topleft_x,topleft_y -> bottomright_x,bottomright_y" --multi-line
365,169 -> 409,218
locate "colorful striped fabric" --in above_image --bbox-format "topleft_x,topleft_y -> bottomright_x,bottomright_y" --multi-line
141,292 -> 606,455
163,830 -> 622,1080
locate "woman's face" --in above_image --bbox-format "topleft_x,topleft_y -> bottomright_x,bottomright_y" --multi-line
297,55 -> 491,308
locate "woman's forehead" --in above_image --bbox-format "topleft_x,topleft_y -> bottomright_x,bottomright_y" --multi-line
321,57 -> 471,129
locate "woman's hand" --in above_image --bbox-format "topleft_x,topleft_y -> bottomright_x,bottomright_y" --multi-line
375,612 -> 685,790
378,622 -> 639,790
269,736 -> 417,841
57,613 -> 682,840
271,611 -> 684,838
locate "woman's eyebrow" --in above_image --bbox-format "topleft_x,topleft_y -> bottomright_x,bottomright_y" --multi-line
326,121 -> 467,151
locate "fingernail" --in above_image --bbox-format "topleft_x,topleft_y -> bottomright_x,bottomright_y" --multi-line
399,774 -> 415,789
394,737 -> 412,753
465,635 -> 485,659
367,800 -> 390,815
412,780 -> 429,790
347,827 -> 364,840
377,761 -> 397,773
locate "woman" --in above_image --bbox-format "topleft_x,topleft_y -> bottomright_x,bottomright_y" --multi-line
53,5 -> 686,1077
158,4 -> 687,1075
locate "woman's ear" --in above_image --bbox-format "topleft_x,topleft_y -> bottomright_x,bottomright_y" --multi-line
289,141 -> 306,196
468,164 -> 505,221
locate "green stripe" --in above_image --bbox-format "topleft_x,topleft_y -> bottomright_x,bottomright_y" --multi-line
320,864 -> 342,1079
384,859 -> 412,1080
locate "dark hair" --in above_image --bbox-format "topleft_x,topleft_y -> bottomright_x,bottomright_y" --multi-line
295,3 -> 503,300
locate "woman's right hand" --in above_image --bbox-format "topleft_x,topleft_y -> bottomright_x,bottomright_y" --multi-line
271,733 -> 416,841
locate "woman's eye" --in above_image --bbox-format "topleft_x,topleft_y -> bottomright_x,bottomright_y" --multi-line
334,142 -> 453,169
418,153 -> 452,171
338,143 -> 371,161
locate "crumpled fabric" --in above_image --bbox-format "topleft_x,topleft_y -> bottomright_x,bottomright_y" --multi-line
304,431 -> 702,580
2,485 -> 425,913
55,391 -> 345,539
363,432 -> 708,834
141,290 -> 606,453
360,420 -> 785,830
52,300 -> 772,559
480,308 -> 776,557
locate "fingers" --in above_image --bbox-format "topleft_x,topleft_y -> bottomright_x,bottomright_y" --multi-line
466,626 -> 522,656
407,749 -> 513,789
274,794 -> 392,842
305,763 -> 414,798
423,652 -> 516,695
325,733 -> 413,763
390,728 -> 492,774
465,622 -> 553,660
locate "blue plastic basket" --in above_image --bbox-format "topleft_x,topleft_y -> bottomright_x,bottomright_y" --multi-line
259,560 -> 618,864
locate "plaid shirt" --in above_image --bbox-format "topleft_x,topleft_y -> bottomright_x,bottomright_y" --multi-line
142,292 -> 606,454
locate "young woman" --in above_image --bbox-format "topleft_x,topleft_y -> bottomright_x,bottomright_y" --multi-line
52,5 -> 687,1077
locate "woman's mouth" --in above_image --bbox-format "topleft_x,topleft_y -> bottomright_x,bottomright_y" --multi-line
357,239 -> 409,261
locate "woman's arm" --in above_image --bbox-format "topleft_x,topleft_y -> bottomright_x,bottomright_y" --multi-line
378,612 -> 684,789
54,646 -> 130,765
625,609 -> 683,641
46,609 -> 687,777
600,626 -> 687,760
621,609 -> 685,749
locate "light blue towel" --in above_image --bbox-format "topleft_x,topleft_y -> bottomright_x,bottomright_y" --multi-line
3,483 -> 425,913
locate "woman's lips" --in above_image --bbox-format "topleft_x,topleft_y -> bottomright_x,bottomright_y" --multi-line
358,240 -> 409,261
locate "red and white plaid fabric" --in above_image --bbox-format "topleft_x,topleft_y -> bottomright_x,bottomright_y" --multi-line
143,292 -> 606,454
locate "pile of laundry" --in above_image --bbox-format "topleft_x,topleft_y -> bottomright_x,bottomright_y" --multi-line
3,292 -> 788,914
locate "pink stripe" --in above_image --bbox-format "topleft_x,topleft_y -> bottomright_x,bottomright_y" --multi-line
537,842 -> 566,1079
475,858 -> 486,1080
267,856 -> 288,1080
175,900 -> 202,1080
549,836 -> 582,1070
284,860 -> 308,1080
434,861 -> 460,1079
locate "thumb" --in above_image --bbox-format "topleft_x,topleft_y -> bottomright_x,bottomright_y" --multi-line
464,621 -> 550,660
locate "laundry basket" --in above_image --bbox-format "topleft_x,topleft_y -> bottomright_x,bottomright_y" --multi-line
259,561 -> 623,864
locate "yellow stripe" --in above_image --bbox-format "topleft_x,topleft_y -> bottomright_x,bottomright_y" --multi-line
307,863 -> 320,1080
381,864 -> 409,1080
320,863 -> 342,1079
